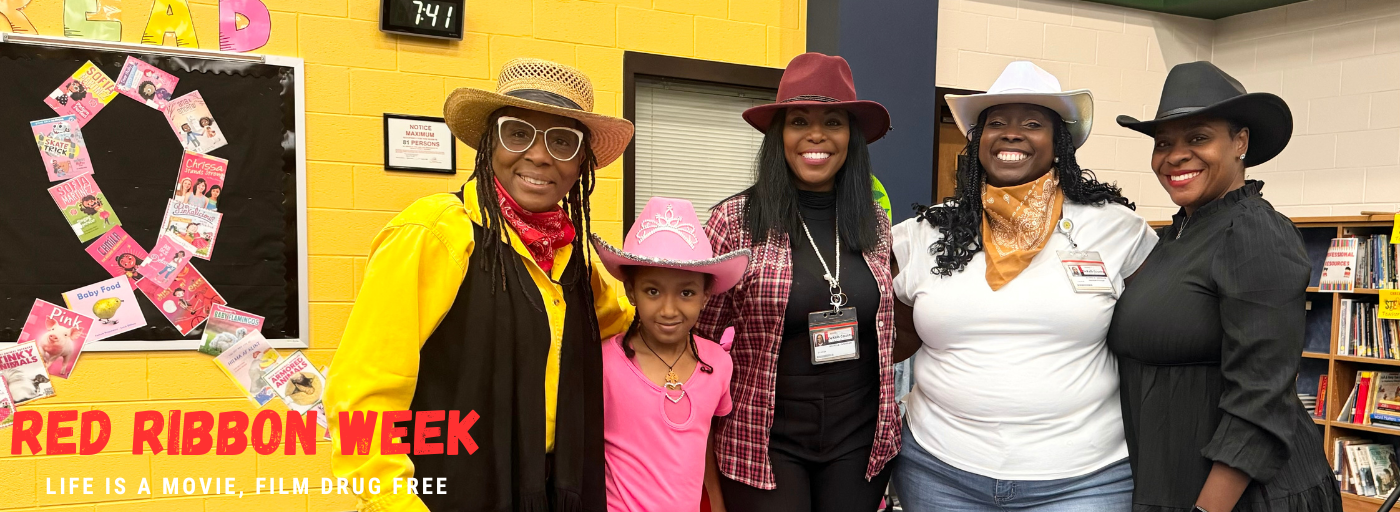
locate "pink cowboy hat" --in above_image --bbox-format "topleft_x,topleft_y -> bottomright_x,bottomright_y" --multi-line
591,197 -> 750,295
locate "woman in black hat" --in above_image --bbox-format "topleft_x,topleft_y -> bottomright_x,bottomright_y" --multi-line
1107,61 -> 1342,512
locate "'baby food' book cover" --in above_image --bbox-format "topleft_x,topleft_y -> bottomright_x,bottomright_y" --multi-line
30,115 -> 94,181
137,263 -> 226,335
0,343 -> 55,405
137,235 -> 192,290
199,304 -> 265,356
61,276 -> 146,341
265,351 -> 326,420
44,61 -> 119,127
172,152 -> 228,212
161,91 -> 227,154
15,299 -> 93,380
85,226 -> 148,284
158,199 -> 221,259
214,330 -> 280,407
49,174 -> 122,243
115,56 -> 178,109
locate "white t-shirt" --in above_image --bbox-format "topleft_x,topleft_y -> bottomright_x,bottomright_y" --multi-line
891,201 -> 1157,480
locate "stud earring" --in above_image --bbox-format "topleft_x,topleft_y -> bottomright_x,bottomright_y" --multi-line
1054,156 -> 1060,163
1239,154 -> 1247,161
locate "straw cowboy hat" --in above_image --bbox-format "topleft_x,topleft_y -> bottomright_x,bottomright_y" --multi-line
946,61 -> 1094,147
591,197 -> 750,295
742,52 -> 892,143
443,58 -> 635,167
1117,61 -> 1292,167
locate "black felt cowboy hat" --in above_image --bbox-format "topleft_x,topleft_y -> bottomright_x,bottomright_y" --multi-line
1117,61 -> 1292,167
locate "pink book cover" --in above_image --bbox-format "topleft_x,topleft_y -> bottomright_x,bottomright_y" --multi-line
43,61 -> 119,127
137,235 -> 191,290
0,344 -> 55,405
158,199 -> 221,260
48,173 -> 122,243
85,226 -> 149,284
115,56 -> 178,110
137,263 -> 227,335
61,276 -> 147,341
30,115 -> 94,181
0,376 -> 14,428
172,152 -> 228,212
15,299 -> 94,380
160,91 -> 228,154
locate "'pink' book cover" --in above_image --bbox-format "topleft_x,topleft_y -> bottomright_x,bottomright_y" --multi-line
16,299 -> 94,379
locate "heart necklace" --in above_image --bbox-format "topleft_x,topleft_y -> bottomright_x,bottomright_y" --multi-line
638,330 -> 688,404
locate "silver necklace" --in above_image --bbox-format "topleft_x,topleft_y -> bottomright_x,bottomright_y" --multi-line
796,205 -> 846,309
1176,215 -> 1191,240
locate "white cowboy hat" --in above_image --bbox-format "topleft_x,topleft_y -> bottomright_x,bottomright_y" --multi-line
946,61 -> 1094,147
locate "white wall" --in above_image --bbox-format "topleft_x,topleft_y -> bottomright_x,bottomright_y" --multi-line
938,0 -> 1400,220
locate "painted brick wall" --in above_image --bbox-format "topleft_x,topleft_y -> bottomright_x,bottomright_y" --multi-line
5,0 -> 805,510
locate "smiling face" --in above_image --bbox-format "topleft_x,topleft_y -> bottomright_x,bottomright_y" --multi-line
625,266 -> 711,347
490,107 -> 585,213
978,104 -> 1058,187
1150,116 -> 1249,214
782,107 -> 851,192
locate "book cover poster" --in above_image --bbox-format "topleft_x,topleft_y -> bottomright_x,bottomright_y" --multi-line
49,174 -> 122,243
0,344 -> 55,405
199,304 -> 265,356
158,199 -> 221,259
15,299 -> 93,380
0,378 -> 14,428
173,152 -> 228,212
137,235 -> 191,290
265,351 -> 326,417
43,61 -> 119,127
30,115 -> 94,181
115,56 -> 178,109
61,276 -> 146,341
137,263 -> 226,335
1321,238 -> 1360,292
214,331 -> 280,407
160,91 -> 227,154
85,226 -> 148,284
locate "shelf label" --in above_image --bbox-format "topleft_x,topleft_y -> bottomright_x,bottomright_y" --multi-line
1382,289 -> 1400,320
1393,213 -> 1399,241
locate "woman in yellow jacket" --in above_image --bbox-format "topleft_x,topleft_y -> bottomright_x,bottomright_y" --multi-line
323,59 -> 635,512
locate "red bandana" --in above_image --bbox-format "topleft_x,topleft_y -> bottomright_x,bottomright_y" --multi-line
493,176 -> 576,272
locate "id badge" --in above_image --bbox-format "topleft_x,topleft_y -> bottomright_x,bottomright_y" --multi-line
1057,250 -> 1113,294
809,307 -> 859,364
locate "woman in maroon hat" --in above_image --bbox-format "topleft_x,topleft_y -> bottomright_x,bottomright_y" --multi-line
693,52 -> 899,512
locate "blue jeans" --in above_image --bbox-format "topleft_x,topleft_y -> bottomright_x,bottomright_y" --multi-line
892,420 -> 1133,512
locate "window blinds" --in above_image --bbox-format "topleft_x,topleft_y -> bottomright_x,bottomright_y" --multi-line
633,77 -> 776,223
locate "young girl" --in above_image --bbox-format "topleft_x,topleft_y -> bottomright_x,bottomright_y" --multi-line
591,197 -> 750,512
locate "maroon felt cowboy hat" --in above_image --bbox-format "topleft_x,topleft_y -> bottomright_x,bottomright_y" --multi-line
742,53 -> 891,143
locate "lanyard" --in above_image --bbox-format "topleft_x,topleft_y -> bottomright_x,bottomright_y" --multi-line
796,205 -> 846,311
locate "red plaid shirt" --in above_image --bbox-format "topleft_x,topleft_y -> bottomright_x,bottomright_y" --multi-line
696,194 -> 900,490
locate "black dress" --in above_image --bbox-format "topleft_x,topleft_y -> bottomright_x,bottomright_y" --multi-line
1107,181 -> 1342,512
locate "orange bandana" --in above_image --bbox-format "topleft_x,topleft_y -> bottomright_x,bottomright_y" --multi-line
981,172 -> 1064,291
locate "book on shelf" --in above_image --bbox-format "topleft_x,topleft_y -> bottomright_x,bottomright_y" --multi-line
1337,440 -> 1400,498
1338,299 -> 1400,359
1336,371 -> 1400,427
1322,238 -> 1360,292
1317,375 -> 1329,418
1353,234 -> 1398,290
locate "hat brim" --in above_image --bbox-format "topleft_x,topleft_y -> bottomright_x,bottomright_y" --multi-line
1115,92 -> 1292,167
742,100 -> 891,143
945,90 -> 1094,148
590,235 -> 751,296
444,88 -> 635,167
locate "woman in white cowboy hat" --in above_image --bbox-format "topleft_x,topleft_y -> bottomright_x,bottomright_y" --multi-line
1108,61 -> 1342,512
889,61 -> 1157,510
324,58 -> 636,512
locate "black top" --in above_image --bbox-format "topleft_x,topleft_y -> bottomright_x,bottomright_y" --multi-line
772,189 -> 880,457
1107,181 -> 1341,512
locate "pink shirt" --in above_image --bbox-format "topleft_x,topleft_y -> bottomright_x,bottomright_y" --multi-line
603,333 -> 733,512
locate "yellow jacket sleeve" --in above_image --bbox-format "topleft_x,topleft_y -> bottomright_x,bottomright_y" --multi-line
590,249 -> 634,339
324,205 -> 472,512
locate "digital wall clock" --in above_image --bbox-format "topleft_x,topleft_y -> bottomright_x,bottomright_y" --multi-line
380,0 -> 465,40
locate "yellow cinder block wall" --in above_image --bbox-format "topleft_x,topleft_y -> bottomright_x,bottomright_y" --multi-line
4,0 -> 805,510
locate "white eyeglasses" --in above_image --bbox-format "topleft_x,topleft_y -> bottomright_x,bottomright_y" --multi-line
496,116 -> 585,161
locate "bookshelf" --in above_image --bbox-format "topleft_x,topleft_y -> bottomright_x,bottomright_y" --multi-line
1151,213 -> 1397,512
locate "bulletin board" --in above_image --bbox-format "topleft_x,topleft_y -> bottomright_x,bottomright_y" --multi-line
0,33 -> 308,351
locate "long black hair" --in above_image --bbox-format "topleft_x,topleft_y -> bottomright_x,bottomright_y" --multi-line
914,108 -> 1133,276
742,108 -> 880,252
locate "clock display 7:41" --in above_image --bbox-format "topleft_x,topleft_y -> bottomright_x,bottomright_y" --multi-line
412,0 -> 453,28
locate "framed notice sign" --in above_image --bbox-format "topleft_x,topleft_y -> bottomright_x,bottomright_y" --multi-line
383,113 -> 457,173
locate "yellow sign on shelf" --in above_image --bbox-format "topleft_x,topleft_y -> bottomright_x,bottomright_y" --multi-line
1382,289 -> 1400,320
1392,213 -> 1399,241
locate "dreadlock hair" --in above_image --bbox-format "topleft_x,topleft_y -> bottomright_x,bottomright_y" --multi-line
742,108 -> 880,253
617,267 -> 715,375
913,107 -> 1134,276
467,107 -> 601,337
